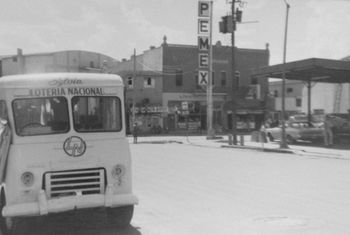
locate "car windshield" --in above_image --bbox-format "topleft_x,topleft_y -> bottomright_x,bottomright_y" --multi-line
13,97 -> 69,136
72,96 -> 122,132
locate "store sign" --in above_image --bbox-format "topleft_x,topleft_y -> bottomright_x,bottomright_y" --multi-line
198,36 -> 209,51
198,1 -> 211,86
198,1 -> 210,17
133,106 -> 168,114
198,53 -> 209,68
198,71 -> 209,86
181,101 -> 189,110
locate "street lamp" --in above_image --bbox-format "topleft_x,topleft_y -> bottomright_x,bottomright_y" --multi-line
280,0 -> 290,149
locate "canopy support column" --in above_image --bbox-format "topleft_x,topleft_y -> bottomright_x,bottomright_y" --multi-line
307,80 -> 312,123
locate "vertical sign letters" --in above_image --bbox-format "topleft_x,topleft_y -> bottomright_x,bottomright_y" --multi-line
198,1 -> 211,86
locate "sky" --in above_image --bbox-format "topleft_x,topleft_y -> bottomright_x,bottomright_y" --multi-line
0,0 -> 349,65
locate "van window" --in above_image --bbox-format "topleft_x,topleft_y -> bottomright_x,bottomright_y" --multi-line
13,97 -> 69,136
72,96 -> 122,132
0,100 -> 8,120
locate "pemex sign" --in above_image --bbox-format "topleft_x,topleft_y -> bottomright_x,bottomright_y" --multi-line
198,1 -> 211,86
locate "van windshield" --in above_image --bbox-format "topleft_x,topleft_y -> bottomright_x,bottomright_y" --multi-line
13,97 -> 69,136
72,96 -> 122,132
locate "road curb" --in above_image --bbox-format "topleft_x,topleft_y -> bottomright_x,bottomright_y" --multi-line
221,144 -> 295,154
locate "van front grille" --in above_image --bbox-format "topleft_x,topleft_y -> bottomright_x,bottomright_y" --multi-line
44,168 -> 105,198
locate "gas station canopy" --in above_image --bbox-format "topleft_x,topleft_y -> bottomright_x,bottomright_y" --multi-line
252,58 -> 350,83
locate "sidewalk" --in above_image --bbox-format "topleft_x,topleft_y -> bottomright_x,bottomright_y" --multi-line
129,134 -> 350,160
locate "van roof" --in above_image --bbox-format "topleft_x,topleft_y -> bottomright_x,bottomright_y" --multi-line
0,73 -> 124,88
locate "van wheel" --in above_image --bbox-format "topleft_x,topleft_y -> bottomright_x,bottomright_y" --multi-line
106,205 -> 134,228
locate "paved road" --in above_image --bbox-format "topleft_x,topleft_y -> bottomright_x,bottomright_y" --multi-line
6,136 -> 350,235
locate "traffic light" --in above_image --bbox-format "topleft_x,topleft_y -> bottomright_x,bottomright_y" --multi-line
219,15 -> 234,34
236,9 -> 242,23
219,16 -> 228,33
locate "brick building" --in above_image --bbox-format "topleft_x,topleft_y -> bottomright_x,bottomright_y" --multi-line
114,37 -> 270,134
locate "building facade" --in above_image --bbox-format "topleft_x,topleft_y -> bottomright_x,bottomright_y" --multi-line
0,49 -> 118,76
268,79 -> 304,121
114,38 -> 270,134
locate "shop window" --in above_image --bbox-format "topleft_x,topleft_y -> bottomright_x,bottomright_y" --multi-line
287,87 -> 293,93
213,110 -> 222,125
175,69 -> 183,86
221,71 -> 226,86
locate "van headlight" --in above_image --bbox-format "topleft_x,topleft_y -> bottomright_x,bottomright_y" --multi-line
111,164 -> 125,179
21,172 -> 34,187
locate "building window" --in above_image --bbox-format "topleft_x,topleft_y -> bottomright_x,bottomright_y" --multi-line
251,77 -> 258,85
127,77 -> 133,88
220,71 -> 226,86
296,98 -> 302,107
144,77 -> 155,88
175,69 -> 183,86
274,90 -> 278,97
314,109 -> 324,115
212,71 -> 215,85
90,61 -> 94,68
287,87 -> 293,93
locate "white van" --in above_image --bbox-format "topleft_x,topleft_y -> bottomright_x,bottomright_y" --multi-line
0,73 -> 138,233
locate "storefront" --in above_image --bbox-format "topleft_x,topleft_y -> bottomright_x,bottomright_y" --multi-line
163,92 -> 226,133
224,98 -> 265,133
131,105 -> 166,134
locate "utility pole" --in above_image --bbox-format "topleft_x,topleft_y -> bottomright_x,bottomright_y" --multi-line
219,1 -> 243,145
132,49 -> 136,130
207,1 -> 215,138
280,1 -> 290,149
231,0 -> 238,145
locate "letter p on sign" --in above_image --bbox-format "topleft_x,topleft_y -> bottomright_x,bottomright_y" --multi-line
198,1 -> 210,17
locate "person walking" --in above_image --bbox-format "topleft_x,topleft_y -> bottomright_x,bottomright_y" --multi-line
324,115 -> 334,147
133,123 -> 139,144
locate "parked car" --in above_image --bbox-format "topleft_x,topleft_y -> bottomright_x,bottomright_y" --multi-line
266,121 -> 324,143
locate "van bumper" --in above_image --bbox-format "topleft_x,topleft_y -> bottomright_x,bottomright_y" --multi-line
2,185 -> 138,217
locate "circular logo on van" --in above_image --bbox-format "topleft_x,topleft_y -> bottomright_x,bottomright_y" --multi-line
63,136 -> 86,157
